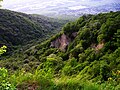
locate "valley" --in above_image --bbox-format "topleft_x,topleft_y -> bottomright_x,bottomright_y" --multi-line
0,10 -> 120,90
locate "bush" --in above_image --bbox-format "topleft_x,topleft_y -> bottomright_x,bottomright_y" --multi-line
0,68 -> 16,90
0,45 -> 7,55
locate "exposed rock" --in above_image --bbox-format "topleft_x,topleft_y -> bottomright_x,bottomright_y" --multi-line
91,41 -> 104,52
95,42 -> 104,51
50,32 -> 77,51
59,34 -> 71,51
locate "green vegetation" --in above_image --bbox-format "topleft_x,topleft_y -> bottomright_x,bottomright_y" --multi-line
0,11 -> 120,89
0,9 -> 67,52
0,45 -> 7,55
0,46 -> 15,90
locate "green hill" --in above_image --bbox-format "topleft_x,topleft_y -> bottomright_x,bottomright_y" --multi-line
0,11 -> 120,90
0,9 -> 67,50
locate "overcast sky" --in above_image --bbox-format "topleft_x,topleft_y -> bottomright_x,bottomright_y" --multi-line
1,0 -> 119,14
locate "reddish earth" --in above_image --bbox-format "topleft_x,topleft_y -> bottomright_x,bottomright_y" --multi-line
95,42 -> 104,51
50,32 -> 77,51
91,41 -> 104,52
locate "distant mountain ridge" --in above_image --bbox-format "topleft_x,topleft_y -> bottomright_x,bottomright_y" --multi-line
3,1 -> 120,20
0,9 -> 67,49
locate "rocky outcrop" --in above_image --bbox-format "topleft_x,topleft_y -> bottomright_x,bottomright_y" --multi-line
91,41 -> 104,52
95,42 -> 104,51
50,32 -> 77,51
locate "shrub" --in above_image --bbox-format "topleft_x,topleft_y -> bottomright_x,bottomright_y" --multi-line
0,68 -> 16,90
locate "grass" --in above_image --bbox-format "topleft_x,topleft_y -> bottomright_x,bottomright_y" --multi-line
1,67 -> 119,90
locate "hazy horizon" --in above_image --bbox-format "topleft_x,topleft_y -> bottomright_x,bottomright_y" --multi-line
2,0 -> 120,15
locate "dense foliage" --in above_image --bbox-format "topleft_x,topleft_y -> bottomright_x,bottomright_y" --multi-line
0,11 -> 120,89
0,9 -> 67,51
0,45 -> 7,55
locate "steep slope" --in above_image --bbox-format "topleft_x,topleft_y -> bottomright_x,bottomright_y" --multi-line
0,9 -> 67,49
0,11 -> 120,89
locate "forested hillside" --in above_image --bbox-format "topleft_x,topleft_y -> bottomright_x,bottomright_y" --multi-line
0,11 -> 120,90
0,9 -> 67,50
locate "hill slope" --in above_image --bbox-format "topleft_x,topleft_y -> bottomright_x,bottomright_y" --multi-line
0,9 -> 67,48
0,11 -> 120,90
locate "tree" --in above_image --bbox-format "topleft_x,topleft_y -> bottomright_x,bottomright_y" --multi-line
0,45 -> 7,55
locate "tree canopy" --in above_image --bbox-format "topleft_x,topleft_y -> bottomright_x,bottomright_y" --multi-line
0,45 -> 7,55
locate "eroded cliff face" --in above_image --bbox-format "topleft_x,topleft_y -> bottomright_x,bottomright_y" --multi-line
50,32 -> 77,51
91,41 -> 104,53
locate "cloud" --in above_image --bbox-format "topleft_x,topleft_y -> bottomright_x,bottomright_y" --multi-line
2,0 -> 119,14
69,5 -> 87,10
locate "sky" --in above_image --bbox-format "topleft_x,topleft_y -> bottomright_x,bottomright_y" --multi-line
1,0 -> 119,14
